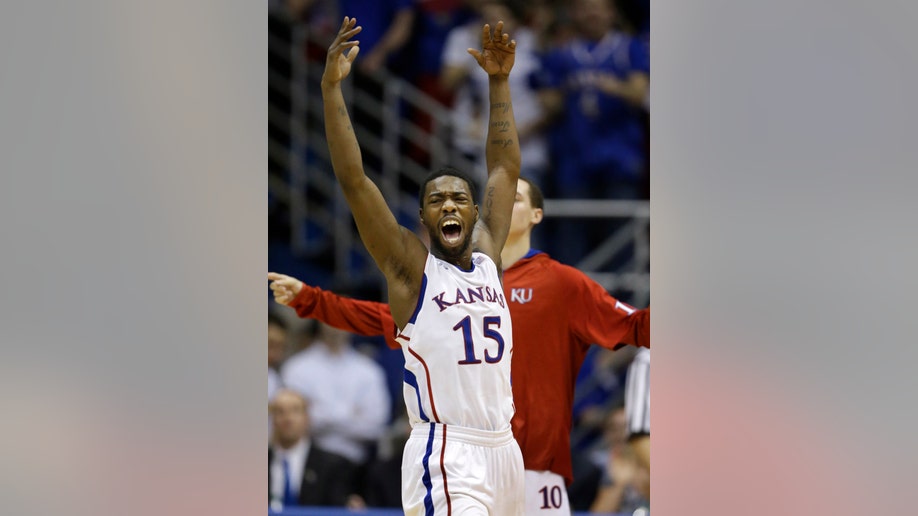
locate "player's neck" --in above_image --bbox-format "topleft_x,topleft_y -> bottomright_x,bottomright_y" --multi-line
500,233 -> 532,271
433,247 -> 474,271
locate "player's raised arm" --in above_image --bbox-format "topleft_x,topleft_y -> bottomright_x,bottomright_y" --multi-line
320,17 -> 427,320
467,21 -> 521,267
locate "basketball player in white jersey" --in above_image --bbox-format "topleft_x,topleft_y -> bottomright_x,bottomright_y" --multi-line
317,15 -> 524,515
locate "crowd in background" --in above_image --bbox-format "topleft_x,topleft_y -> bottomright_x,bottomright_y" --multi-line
268,0 -> 650,512
269,0 -> 650,271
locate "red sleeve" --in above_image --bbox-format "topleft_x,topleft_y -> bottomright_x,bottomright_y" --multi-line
630,306 -> 650,349
565,266 -> 650,350
288,284 -> 401,350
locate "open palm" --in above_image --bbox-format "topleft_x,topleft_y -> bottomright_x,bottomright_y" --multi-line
468,21 -> 516,78
323,16 -> 362,86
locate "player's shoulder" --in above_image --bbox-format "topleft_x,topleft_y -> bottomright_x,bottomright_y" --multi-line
542,255 -> 593,281
471,251 -> 500,271
510,252 -> 575,277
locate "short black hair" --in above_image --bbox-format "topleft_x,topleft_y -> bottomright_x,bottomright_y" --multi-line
268,310 -> 287,330
518,176 -> 544,211
419,166 -> 480,208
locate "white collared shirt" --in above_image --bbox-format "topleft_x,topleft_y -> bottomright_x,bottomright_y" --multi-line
269,438 -> 310,505
281,342 -> 390,463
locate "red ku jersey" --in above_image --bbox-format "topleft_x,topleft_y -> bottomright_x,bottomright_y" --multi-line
288,250 -> 649,484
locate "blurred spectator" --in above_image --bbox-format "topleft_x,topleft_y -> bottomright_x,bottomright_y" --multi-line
268,311 -> 288,404
284,0 -> 340,61
290,318 -> 318,356
351,0 -> 415,177
398,0 -> 475,167
280,322 -> 391,467
340,0 -> 415,75
526,0 -> 577,49
269,389 -> 363,510
571,346 -> 636,453
535,0 -> 649,266
362,404 -> 412,508
441,0 -> 548,185
588,406 -> 649,513
567,346 -> 633,511
537,0 -> 649,172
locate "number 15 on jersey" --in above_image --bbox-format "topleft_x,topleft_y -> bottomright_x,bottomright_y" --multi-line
454,316 -> 505,365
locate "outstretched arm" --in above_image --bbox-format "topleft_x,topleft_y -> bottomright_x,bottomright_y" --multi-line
268,272 -> 400,350
629,306 -> 650,349
320,17 -> 428,327
565,267 -> 650,349
466,21 -> 520,267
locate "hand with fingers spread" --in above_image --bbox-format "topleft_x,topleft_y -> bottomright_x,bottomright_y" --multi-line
322,16 -> 362,87
467,21 -> 516,78
268,272 -> 304,306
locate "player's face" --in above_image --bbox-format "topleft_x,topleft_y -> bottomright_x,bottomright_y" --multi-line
508,181 -> 543,241
421,176 -> 479,258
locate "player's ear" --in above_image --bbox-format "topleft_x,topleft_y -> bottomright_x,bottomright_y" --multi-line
532,208 -> 543,225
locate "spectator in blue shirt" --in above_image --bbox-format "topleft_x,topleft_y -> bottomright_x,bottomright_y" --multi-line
535,0 -> 649,267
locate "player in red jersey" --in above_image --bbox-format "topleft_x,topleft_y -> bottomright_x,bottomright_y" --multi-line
269,177 -> 649,515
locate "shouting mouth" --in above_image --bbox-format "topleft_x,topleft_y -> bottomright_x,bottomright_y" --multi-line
440,218 -> 462,245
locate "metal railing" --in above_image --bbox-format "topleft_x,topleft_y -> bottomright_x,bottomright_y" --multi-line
543,199 -> 650,307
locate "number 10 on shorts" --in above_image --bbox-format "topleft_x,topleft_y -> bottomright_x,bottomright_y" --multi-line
539,485 -> 563,509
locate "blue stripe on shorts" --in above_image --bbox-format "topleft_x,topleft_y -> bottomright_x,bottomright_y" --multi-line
421,423 -> 436,515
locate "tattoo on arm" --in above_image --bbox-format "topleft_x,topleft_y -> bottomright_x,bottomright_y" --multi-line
490,120 -> 510,133
490,138 -> 514,148
491,102 -> 510,114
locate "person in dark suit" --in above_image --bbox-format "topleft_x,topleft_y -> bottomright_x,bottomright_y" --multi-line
268,388 -> 362,510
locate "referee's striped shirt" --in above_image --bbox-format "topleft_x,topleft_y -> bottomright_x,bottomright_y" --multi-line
625,348 -> 650,438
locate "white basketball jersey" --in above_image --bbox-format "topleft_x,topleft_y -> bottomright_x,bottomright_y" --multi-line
397,252 -> 515,431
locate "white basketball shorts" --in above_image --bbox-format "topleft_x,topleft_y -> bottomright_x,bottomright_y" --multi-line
401,423 -> 524,515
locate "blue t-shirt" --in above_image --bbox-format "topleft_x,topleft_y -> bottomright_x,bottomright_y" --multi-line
538,32 -> 649,182
340,0 -> 413,55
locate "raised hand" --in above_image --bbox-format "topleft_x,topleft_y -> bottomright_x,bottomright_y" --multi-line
322,16 -> 362,87
467,21 -> 516,78
268,272 -> 304,306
